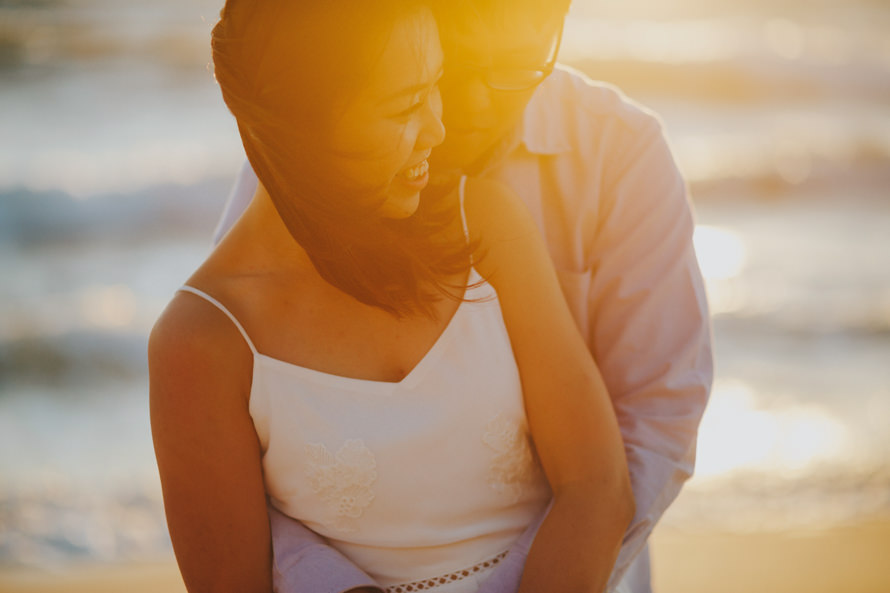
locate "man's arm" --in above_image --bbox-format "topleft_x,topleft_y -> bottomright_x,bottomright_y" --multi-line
268,499 -> 542,593
583,115 -> 713,590
268,505 -> 382,593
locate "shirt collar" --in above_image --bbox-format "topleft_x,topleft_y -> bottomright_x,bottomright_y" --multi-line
471,69 -> 572,175
518,71 -> 573,155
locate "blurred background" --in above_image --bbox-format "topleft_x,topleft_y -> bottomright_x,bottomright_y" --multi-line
1,0 -> 888,591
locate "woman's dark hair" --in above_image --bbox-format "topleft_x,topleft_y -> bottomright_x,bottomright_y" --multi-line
211,0 -> 472,317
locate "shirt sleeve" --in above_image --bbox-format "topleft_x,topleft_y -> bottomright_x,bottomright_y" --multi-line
269,504 -> 383,593
213,159 -> 258,245
582,115 -> 713,590
269,501 -> 542,593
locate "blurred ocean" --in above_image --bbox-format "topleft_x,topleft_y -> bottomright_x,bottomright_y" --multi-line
1,0 -> 889,568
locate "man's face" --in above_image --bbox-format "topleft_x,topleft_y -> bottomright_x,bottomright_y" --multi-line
429,12 -> 564,179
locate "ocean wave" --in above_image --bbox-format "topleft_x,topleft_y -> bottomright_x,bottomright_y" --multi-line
561,13 -> 890,102
0,330 -> 148,389
0,180 -> 228,247
0,0 -> 218,71
668,464 -> 890,531
0,482 -> 170,567
566,55 -> 890,105
685,150 -> 890,198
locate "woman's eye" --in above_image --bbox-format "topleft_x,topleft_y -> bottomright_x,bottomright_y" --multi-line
395,101 -> 424,118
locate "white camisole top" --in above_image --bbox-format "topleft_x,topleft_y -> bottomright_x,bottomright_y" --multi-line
180,178 -> 551,592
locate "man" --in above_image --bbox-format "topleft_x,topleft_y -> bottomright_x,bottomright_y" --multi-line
213,1 -> 712,592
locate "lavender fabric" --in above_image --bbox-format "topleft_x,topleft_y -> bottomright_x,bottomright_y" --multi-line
269,505 -> 383,593
269,502 -> 549,593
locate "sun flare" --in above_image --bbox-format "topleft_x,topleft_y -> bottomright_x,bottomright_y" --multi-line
692,381 -> 851,483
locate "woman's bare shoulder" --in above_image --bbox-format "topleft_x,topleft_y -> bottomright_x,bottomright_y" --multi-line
149,235 -> 263,378
148,286 -> 254,408
150,289 -> 234,357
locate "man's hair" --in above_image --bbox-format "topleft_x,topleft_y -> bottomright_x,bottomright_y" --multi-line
438,0 -> 571,33
212,1 -> 473,317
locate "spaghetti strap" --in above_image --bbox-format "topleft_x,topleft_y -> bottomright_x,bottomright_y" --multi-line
458,175 -> 470,244
178,285 -> 258,355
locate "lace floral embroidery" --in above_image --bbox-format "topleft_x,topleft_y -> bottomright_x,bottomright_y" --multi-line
483,414 -> 539,502
304,439 -> 377,533
384,551 -> 508,592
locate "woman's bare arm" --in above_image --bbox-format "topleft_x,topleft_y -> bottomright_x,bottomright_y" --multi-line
466,178 -> 634,593
149,293 -> 272,593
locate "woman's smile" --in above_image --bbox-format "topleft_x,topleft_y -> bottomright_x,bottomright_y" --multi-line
395,156 -> 431,190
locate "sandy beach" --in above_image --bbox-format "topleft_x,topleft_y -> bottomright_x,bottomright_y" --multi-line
0,561 -> 187,593
650,519 -> 890,593
2,519 -> 889,593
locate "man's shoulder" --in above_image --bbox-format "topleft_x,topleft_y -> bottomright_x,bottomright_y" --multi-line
523,66 -> 663,146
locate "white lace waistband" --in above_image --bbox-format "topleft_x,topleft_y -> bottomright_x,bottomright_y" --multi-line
384,550 -> 509,593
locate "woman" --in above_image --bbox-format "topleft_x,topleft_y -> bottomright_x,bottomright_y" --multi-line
149,1 -> 634,592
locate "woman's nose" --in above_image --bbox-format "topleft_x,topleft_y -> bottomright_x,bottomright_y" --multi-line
419,87 -> 446,148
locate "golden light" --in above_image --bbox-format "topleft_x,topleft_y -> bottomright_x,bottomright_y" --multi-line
692,381 -> 851,483
693,225 -> 746,280
693,225 -> 748,315
763,19 -> 805,61
80,284 -> 138,329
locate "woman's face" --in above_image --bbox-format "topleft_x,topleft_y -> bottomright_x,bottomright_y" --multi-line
328,7 -> 445,219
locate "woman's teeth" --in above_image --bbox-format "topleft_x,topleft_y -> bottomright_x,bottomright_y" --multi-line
402,160 -> 429,181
